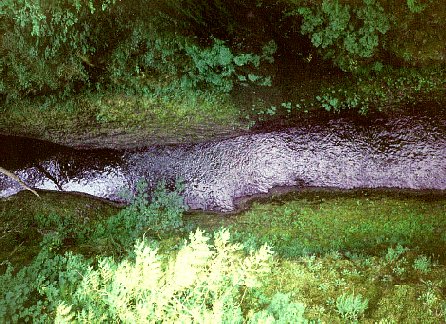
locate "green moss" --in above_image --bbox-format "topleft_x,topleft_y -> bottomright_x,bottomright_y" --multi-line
0,89 -> 244,147
224,190 -> 446,258
0,191 -> 119,267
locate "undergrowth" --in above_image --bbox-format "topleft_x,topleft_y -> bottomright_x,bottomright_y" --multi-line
1,189 -> 446,322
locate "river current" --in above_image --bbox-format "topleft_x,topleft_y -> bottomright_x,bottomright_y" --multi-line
1,113 -> 445,211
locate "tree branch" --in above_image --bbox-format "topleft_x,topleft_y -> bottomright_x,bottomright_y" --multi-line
0,166 -> 40,198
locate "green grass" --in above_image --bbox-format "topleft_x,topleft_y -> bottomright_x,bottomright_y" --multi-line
1,189 -> 446,322
187,190 -> 446,322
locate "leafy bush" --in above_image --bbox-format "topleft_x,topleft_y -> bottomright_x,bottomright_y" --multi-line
93,180 -> 188,249
0,248 -> 88,322
0,0 -> 118,101
384,244 -> 408,263
182,38 -> 275,93
413,255 -> 432,273
59,229 -> 275,322
0,0 -> 275,106
406,0 -> 426,13
29,180 -> 188,254
250,292 -> 307,323
292,0 -> 390,72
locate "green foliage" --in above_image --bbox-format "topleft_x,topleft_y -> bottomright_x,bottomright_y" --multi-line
335,292 -> 369,321
413,255 -> 432,273
0,0 -> 117,101
62,229 -> 275,322
0,0 -> 275,106
406,0 -> 427,13
122,180 -> 186,233
93,180 -> 188,250
316,92 -> 340,112
0,248 -> 88,322
3,191 -> 446,322
182,38 -> 275,93
28,180 -> 188,254
228,193 -> 446,259
1,228 -> 301,322
293,0 -> 390,72
308,65 -> 446,114
384,244 -> 408,263
248,292 -> 307,323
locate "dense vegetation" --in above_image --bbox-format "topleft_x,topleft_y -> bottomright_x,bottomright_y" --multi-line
1,189 -> 446,322
1,1 -> 446,322
1,0 -> 445,144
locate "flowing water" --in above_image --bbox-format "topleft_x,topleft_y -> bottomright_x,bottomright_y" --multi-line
1,112 -> 445,211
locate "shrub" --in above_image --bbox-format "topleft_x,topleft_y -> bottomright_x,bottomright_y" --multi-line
413,255 -> 432,273
0,0 -> 276,105
0,0 -> 118,101
181,38 -> 275,93
58,229 -> 275,322
406,0 -> 426,13
93,180 -> 188,250
384,244 -> 408,263
0,248 -> 89,322
291,0 -> 390,72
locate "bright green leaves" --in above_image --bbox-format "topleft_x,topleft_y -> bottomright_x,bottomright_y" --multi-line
336,292 -> 369,321
406,0 -> 427,13
183,38 -> 275,93
316,1 -> 350,49
0,0 -> 120,101
294,0 -> 390,72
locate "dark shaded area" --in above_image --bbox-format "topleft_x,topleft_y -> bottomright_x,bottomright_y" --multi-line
0,135 -> 124,171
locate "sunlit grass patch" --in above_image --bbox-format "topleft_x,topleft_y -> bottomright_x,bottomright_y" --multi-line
226,191 -> 446,258
94,90 -> 241,126
260,246 -> 446,323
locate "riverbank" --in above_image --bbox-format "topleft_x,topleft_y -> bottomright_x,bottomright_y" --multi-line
2,189 -> 446,322
1,0 -> 446,150
0,91 -> 246,150
1,64 -> 445,150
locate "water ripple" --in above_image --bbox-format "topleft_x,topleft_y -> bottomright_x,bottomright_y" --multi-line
1,113 -> 445,211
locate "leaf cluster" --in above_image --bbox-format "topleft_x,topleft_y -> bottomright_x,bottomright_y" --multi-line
0,0 -> 275,105
293,0 -> 390,72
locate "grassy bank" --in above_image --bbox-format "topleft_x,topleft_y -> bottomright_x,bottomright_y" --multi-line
0,90 -> 244,149
1,189 -> 445,322
2,63 -> 445,149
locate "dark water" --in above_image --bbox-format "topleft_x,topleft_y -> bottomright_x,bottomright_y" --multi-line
1,113 -> 445,211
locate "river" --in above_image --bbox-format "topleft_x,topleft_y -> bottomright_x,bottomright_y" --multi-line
1,111 -> 445,211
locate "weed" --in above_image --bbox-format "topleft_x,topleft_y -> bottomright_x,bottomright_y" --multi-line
93,179 -> 188,250
413,255 -> 432,273
2,190 -> 446,322
392,260 -> 407,277
0,228 -> 311,322
335,292 -> 369,321
384,244 -> 408,263
406,0 -> 427,13
293,0 -> 390,72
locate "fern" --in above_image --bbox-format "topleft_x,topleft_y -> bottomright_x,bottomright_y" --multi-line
59,229 -> 277,322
